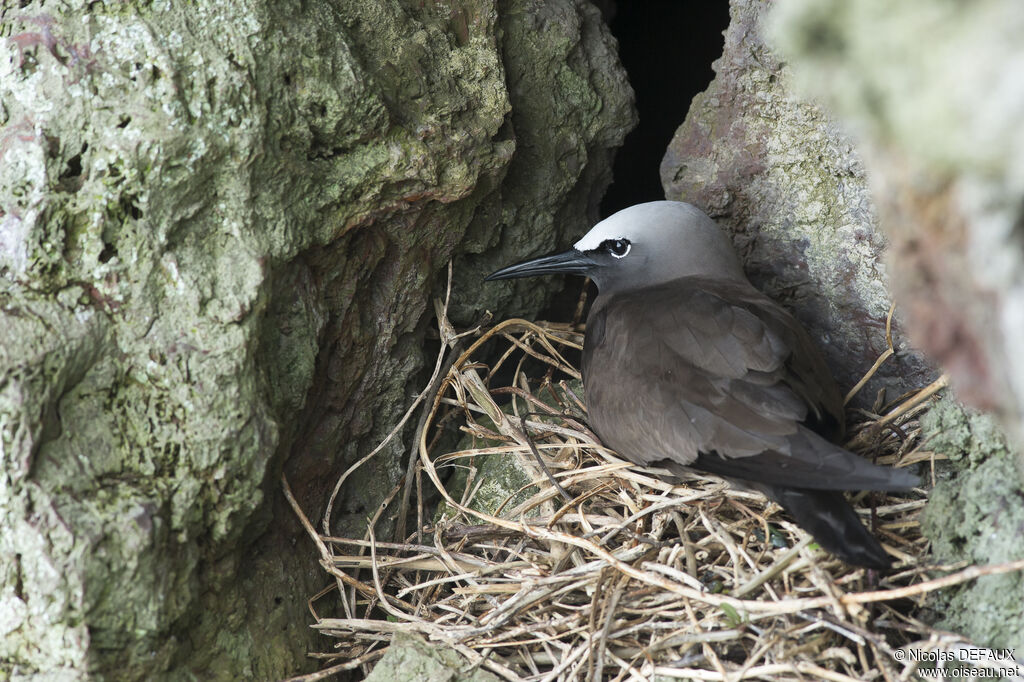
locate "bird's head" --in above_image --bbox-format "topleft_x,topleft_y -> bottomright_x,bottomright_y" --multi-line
485,201 -> 746,293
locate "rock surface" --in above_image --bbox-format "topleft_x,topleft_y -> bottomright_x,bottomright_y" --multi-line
659,0 -> 935,403
0,1 -> 634,678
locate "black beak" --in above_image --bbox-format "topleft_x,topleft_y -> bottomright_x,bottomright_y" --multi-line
485,248 -> 596,281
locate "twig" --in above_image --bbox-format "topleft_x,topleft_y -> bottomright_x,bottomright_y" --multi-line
878,374 -> 949,426
845,302 -> 897,406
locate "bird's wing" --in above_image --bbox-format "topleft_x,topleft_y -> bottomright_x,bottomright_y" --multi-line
653,278 -> 844,426
688,426 -> 919,490
581,278 -> 908,491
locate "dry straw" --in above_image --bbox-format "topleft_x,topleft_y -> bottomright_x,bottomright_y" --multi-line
284,267 -> 1024,681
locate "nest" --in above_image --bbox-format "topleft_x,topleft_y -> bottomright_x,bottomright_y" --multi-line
284,277 -> 1024,681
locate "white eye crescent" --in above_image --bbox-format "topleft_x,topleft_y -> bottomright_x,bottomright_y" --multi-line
601,238 -> 631,258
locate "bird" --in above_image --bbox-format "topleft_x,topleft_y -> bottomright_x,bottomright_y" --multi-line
485,200 -> 919,568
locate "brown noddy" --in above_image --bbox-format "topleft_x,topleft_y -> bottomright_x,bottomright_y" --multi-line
486,201 -> 918,568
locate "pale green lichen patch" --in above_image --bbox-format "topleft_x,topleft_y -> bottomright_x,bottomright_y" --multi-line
920,397 -> 1024,650
436,441 -> 542,522
769,0 -> 1024,184
0,0 -> 633,678
364,631 -> 500,682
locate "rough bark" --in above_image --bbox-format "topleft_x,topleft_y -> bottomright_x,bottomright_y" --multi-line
0,1 -> 634,678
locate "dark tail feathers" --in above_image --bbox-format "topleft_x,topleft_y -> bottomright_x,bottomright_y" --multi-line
759,485 -> 892,569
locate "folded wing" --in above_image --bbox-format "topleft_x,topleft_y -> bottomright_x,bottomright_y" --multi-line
583,277 -> 916,491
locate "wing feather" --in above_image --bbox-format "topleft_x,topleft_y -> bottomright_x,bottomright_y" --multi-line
583,277 -> 850,480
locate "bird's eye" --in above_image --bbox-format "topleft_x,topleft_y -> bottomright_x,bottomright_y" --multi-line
600,238 -> 631,258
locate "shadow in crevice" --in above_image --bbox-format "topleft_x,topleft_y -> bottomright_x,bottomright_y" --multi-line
600,1 -> 730,217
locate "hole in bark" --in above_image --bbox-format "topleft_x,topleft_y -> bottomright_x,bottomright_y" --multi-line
600,1 -> 730,215
60,154 -> 82,181
98,242 -> 117,263
120,193 -> 143,220
57,143 -> 88,193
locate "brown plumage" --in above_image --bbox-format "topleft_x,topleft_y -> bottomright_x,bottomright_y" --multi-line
487,201 -> 918,568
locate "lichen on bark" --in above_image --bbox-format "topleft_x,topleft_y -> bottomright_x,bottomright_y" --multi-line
919,398 -> 1024,650
0,0 -> 634,679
